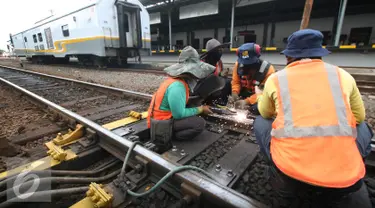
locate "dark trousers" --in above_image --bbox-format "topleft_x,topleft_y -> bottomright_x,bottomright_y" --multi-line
173,116 -> 206,140
253,116 -> 373,208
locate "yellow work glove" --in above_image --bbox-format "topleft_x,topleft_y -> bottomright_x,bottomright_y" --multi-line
234,100 -> 249,110
199,105 -> 213,115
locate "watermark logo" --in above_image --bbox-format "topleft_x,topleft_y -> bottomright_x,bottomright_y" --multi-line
7,160 -> 51,202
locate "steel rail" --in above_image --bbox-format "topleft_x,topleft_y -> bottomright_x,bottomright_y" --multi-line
0,64 -> 152,100
0,74 -> 264,207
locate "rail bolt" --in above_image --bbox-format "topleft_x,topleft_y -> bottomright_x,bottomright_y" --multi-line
215,164 -> 221,172
180,149 -> 186,156
227,170 -> 234,177
134,164 -> 143,172
172,146 -> 177,152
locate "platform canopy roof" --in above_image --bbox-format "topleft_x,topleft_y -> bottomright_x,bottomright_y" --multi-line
140,0 -> 202,11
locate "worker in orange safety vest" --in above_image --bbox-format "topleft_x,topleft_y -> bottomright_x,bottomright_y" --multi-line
253,29 -> 373,207
147,46 -> 214,151
230,43 -> 275,114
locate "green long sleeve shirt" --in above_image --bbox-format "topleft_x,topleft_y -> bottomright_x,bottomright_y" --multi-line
159,81 -> 201,119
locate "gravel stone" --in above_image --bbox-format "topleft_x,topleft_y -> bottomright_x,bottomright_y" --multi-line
243,173 -> 250,183
157,190 -> 166,200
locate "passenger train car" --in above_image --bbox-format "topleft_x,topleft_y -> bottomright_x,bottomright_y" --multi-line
10,0 -> 151,66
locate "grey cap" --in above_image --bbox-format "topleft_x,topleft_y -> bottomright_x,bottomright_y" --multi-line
206,39 -> 222,52
164,46 -> 215,79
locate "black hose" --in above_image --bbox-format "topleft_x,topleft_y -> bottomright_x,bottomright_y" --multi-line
0,159 -> 119,190
0,169 -> 120,200
0,186 -> 88,208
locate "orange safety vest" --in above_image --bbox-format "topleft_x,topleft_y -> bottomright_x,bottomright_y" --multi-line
214,60 -> 223,76
147,78 -> 189,128
237,60 -> 270,90
270,59 -> 365,188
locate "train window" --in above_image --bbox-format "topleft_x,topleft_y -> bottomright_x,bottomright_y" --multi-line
62,24 -> 70,37
24,37 -> 27,42
33,34 -> 37,43
38,33 -> 43,42
123,14 -> 129,32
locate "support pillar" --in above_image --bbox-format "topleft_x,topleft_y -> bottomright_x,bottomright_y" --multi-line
214,28 -> 218,40
168,10 -> 172,50
187,31 -> 190,46
300,0 -> 314,30
230,0 -> 236,49
334,0 -> 348,46
262,22 -> 269,47
270,22 -> 276,47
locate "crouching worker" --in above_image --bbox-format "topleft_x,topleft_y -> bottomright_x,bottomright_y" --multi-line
201,39 -> 231,105
147,46 -> 214,151
230,43 -> 275,114
254,29 -> 373,207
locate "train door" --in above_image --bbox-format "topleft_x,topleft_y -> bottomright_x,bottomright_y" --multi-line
116,1 -> 142,49
44,28 -> 54,49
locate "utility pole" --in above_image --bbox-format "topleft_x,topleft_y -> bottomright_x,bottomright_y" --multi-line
334,0 -> 348,46
300,0 -> 314,30
230,0 -> 236,49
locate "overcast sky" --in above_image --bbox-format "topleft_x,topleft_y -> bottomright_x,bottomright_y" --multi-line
0,0 -> 93,51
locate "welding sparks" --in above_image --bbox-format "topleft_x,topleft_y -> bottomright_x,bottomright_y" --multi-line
234,111 -> 247,122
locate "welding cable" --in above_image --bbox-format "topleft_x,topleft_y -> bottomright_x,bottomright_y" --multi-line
121,142 -> 215,198
0,186 -> 88,208
0,158 -> 118,183
0,169 -> 120,201
127,165 -> 215,197
120,141 -> 142,179
0,159 -> 119,190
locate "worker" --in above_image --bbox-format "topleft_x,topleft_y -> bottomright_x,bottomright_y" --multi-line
201,38 -> 231,105
254,29 -> 373,207
230,43 -> 275,113
147,46 -> 214,148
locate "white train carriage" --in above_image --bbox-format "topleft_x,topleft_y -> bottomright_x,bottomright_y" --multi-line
10,0 -> 151,66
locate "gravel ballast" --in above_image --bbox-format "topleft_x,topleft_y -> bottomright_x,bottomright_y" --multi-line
0,59 -> 165,94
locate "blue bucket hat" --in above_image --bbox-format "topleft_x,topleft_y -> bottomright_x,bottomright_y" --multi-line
281,29 -> 330,58
237,43 -> 261,65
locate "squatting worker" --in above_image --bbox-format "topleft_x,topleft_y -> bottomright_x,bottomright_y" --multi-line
230,43 -> 275,113
147,46 -> 213,141
254,29 -> 374,207
201,39 -> 231,105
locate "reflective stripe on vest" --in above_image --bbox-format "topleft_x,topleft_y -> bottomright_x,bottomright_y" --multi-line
253,61 -> 268,86
147,78 -> 189,128
271,63 -> 357,139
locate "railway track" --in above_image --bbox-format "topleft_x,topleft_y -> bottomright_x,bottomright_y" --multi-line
1,65 -> 375,207
2,59 -> 375,94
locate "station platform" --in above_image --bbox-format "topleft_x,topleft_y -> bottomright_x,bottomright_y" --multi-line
143,52 -> 375,68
